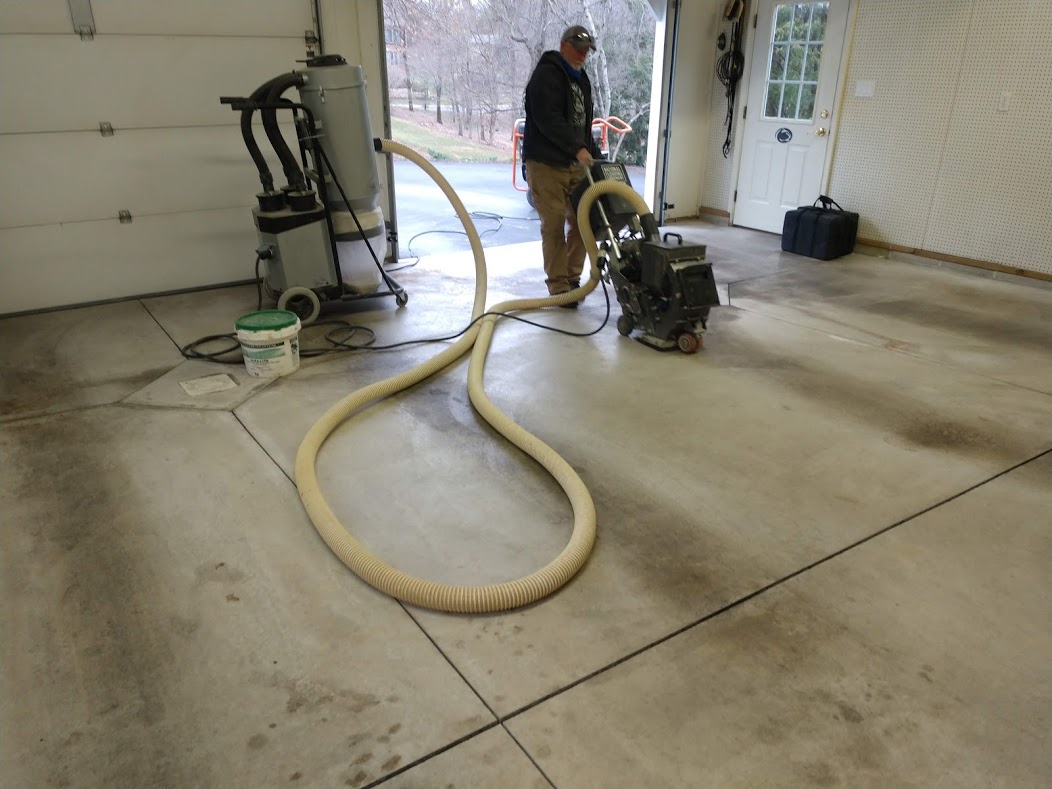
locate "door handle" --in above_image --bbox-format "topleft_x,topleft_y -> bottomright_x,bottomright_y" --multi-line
815,127 -> 828,136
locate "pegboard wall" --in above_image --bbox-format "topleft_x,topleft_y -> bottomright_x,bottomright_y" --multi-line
922,0 -> 1052,275
827,0 -> 1052,274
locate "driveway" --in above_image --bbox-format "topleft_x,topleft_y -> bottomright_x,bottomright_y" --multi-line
390,161 -> 648,259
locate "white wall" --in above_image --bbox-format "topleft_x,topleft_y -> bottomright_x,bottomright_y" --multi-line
659,0 -> 723,221
700,8 -> 748,214
680,0 -> 1051,276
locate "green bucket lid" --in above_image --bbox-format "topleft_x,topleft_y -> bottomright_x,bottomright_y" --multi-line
235,310 -> 299,332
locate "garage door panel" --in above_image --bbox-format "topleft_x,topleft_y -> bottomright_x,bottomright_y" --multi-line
0,0 -> 70,33
91,0 -> 313,37
1,36 -> 308,134
0,123 -> 301,228
0,1 -> 312,37
0,208 -> 261,314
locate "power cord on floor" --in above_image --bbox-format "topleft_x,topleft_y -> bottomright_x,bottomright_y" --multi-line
179,258 -> 613,363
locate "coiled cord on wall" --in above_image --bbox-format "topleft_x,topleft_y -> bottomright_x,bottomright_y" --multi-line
294,139 -> 653,613
716,15 -> 746,158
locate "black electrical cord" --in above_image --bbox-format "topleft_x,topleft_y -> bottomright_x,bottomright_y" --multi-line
716,17 -> 746,158
179,254 -> 614,363
386,210 -> 540,272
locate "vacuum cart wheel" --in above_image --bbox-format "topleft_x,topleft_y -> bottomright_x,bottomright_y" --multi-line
277,286 -> 321,326
395,290 -> 409,307
676,332 -> 700,354
616,314 -> 635,336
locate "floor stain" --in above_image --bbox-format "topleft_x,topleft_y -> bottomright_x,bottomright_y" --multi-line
799,761 -> 837,787
195,562 -> 247,584
1,410 -> 191,787
837,702 -> 864,724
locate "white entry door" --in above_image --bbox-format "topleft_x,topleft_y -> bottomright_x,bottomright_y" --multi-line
733,0 -> 850,232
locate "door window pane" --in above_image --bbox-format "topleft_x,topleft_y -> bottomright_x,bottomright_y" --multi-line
799,83 -> 817,119
763,2 -> 828,121
804,44 -> 823,80
792,4 -> 812,40
765,83 -> 784,117
782,83 -> 800,118
774,5 -> 793,41
786,44 -> 805,80
809,5 -> 827,41
770,45 -> 788,80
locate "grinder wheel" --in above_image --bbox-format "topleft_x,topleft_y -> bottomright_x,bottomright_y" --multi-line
676,332 -> 701,354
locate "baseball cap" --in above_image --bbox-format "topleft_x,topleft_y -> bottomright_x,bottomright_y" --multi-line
561,25 -> 597,52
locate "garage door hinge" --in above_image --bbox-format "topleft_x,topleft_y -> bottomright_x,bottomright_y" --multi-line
305,29 -> 319,54
68,0 -> 96,40
99,122 -> 114,137
753,13 -> 758,29
118,210 -> 132,224
743,106 -> 747,120
733,190 -> 738,202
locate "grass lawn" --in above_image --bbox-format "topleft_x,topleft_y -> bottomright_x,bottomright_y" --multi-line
388,114 -> 513,164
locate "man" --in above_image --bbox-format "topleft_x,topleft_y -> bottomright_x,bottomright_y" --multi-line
523,25 -> 603,307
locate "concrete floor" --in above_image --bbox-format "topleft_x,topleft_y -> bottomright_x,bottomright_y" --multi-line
1,223 -> 1050,788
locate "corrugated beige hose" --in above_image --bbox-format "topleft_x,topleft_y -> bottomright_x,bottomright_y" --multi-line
295,140 -> 653,612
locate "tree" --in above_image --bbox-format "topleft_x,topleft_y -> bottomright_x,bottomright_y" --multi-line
381,0 -> 657,164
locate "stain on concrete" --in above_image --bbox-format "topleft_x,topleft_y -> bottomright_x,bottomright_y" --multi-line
3,368 -> 172,422
263,671 -> 380,716
800,760 -> 837,787
0,410 -> 194,787
345,769 -> 369,787
195,562 -> 247,584
837,702 -> 864,724
866,299 -> 1052,353
169,615 -> 201,637
248,733 -> 268,749
382,754 -> 402,770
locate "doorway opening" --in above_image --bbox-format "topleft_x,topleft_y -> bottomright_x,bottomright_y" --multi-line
380,0 -> 660,262
732,0 -> 850,233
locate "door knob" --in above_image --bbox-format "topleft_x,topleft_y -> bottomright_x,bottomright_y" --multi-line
815,127 -> 827,136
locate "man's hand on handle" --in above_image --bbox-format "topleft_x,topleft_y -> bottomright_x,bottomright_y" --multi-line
576,147 -> 593,166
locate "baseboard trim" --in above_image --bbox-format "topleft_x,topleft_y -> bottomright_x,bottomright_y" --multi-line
699,206 -> 731,218
856,237 -> 1051,282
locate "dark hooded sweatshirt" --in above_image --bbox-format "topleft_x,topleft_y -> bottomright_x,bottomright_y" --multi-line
523,50 -> 602,167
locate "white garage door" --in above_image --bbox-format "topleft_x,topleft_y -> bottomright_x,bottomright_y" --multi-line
0,0 -> 320,315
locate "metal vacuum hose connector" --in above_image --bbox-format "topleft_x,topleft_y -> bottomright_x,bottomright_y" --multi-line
294,141 -> 651,612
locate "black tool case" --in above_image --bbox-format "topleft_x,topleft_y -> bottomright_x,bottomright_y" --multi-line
781,196 -> 859,260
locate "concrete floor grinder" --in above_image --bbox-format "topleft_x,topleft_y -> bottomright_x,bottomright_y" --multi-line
571,162 -> 720,353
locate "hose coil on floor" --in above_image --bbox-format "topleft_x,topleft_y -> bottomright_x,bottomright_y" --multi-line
294,140 -> 653,612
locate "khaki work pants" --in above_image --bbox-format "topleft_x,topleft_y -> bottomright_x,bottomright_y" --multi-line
526,160 -> 587,295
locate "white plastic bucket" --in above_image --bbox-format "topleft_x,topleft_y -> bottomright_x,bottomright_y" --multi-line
235,310 -> 301,378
